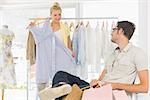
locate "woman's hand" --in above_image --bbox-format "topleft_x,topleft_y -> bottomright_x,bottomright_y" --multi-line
26,21 -> 36,29
72,52 -> 76,58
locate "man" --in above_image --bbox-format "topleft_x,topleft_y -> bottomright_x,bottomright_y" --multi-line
39,21 -> 149,100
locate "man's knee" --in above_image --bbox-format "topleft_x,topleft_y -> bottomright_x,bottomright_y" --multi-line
55,71 -> 69,77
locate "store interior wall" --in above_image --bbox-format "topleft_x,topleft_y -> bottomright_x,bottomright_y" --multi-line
137,0 -> 150,99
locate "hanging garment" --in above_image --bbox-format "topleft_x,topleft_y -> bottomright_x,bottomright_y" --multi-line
26,31 -> 36,65
85,24 -> 96,65
94,22 -> 102,73
72,28 -> 79,64
72,24 -> 87,79
77,25 -> 86,67
0,27 -> 16,87
29,20 -> 76,84
101,21 -> 106,59
102,21 -> 115,62
77,24 -> 87,79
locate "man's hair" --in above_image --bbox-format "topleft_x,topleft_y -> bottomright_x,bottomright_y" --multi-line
117,21 -> 135,40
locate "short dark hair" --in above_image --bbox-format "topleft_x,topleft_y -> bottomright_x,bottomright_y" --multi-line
117,21 -> 135,40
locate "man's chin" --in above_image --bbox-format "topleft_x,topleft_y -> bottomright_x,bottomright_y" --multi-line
111,40 -> 115,43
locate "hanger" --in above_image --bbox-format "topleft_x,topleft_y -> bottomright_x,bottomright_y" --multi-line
64,21 -> 68,27
101,20 -> 105,31
26,19 -> 46,29
69,22 -> 75,31
86,21 -> 89,28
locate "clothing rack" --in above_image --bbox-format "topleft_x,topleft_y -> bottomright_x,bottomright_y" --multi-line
27,17 -> 118,29
29,17 -> 118,21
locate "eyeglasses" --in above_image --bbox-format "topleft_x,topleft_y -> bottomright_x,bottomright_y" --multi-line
112,27 -> 118,32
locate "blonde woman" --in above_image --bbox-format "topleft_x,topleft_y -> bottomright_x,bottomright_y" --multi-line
29,2 -> 76,98
50,2 -> 72,50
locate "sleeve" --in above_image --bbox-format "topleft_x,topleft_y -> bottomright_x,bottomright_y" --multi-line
29,26 -> 44,43
29,20 -> 50,43
134,48 -> 148,71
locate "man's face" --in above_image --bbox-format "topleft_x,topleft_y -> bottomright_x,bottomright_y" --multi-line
111,27 -> 119,43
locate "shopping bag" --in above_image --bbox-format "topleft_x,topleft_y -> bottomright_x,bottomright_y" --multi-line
82,84 -> 113,100
63,84 -> 83,100
113,90 -> 129,100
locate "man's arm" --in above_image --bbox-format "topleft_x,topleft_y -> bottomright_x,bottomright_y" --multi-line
111,70 -> 149,93
90,69 -> 107,87
98,69 -> 107,81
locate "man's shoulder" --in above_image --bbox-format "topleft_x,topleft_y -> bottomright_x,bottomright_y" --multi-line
130,44 -> 144,52
130,45 -> 147,58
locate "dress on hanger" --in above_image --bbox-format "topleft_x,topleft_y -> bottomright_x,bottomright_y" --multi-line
0,26 -> 16,88
29,19 -> 76,84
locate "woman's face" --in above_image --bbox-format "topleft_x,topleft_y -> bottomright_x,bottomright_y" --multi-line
51,9 -> 61,23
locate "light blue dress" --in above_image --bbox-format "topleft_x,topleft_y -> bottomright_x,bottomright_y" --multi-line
29,20 -> 76,84
72,25 -> 86,67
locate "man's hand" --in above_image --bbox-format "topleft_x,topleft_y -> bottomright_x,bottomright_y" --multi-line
90,79 -> 100,88
110,83 -> 118,90
103,82 -> 118,90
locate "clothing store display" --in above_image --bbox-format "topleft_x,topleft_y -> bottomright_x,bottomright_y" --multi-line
71,21 -> 117,77
29,19 -> 76,84
27,20 -> 118,81
0,26 -> 16,87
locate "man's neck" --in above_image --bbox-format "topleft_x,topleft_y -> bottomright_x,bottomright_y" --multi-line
117,40 -> 129,51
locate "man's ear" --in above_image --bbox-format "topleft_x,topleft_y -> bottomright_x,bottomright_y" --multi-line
119,28 -> 124,35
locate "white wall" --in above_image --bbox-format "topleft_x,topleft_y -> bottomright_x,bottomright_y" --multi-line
0,10 -> 2,27
148,0 -> 150,96
137,0 -> 150,99
148,0 -> 150,69
138,0 -> 148,53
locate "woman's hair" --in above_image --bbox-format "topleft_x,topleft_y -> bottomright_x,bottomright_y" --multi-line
50,2 -> 62,14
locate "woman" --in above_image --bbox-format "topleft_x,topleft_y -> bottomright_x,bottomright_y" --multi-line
30,2 -> 72,49
50,2 -> 72,50
29,2 -> 76,96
